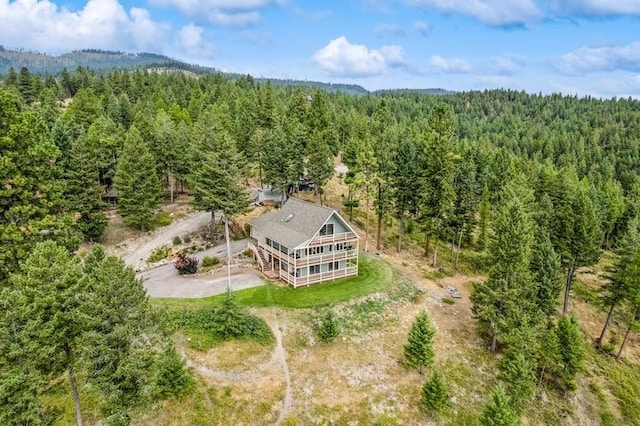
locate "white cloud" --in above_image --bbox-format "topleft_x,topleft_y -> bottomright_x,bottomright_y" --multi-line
600,75 -> 640,97
413,20 -> 431,37
475,75 -> 513,88
554,42 -> 640,75
430,55 -> 472,73
312,36 -> 406,77
175,23 -> 215,58
148,0 -> 283,26
240,30 -> 274,47
489,54 -> 526,75
0,0 -> 170,53
403,0 -> 541,26
550,0 -> 640,17
374,23 -> 406,38
149,0 -> 278,11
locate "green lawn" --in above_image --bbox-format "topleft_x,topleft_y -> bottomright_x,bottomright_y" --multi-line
153,253 -> 393,311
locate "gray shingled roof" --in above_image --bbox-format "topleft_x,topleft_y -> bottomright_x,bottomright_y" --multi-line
250,198 -> 337,249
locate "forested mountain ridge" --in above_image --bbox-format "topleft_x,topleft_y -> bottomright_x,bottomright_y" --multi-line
3,65 -> 640,424
0,47 -> 370,95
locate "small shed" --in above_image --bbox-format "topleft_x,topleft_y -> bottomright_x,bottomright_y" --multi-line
103,188 -> 118,206
257,188 -> 287,207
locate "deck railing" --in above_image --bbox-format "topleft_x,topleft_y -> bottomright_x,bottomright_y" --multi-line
290,249 -> 358,267
308,232 -> 358,246
280,266 -> 358,287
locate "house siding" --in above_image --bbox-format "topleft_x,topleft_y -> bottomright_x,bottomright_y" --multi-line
249,199 -> 360,287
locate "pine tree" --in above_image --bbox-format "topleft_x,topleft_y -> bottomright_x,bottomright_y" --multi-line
597,218 -> 640,349
556,315 -> 586,391
420,370 -> 447,416
318,310 -> 340,343
0,90 -> 79,282
306,131 -> 335,205
263,121 -> 302,191
3,66 -> 18,88
80,246 -> 170,423
479,385 -> 519,426
418,104 -> 457,266
498,352 -> 535,413
114,126 -> 162,231
404,310 -> 435,374
153,346 -> 193,400
535,321 -> 562,387
189,107 -> 248,219
66,135 -> 108,240
371,100 -> 397,251
452,149 -> 480,245
6,241 -> 87,425
17,66 -> 35,104
152,110 -> 179,202
0,364 -> 53,425
393,133 -> 422,252
531,233 -> 562,316
478,183 -> 490,250
471,181 -> 536,350
551,175 -> 601,315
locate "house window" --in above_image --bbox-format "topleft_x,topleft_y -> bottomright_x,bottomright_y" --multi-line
320,223 -> 334,236
310,265 -> 320,275
310,246 -> 324,255
336,243 -> 344,251
328,261 -> 339,271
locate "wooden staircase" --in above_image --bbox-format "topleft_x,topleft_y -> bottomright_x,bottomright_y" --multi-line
247,240 -> 280,279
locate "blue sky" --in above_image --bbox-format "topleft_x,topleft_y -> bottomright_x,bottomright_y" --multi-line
1,0 -> 639,97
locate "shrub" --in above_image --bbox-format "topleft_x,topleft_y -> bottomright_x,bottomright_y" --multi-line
152,212 -> 173,228
153,346 -> 194,400
184,235 -> 192,243
172,236 -> 182,246
174,252 -> 198,275
421,370 -> 447,416
148,245 -> 171,263
317,310 -> 340,343
177,292 -> 275,348
202,256 -> 220,267
404,310 -> 435,374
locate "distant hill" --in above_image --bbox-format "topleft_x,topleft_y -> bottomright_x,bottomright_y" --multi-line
0,47 -> 218,75
0,47 -> 448,97
372,88 -> 455,96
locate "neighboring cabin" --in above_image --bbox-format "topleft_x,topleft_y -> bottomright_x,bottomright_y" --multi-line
248,198 -> 360,287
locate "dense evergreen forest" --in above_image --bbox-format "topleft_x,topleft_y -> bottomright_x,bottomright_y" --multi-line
2,65 -> 640,424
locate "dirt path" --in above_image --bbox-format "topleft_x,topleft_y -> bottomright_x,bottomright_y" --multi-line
176,319 -> 293,424
271,320 -> 293,426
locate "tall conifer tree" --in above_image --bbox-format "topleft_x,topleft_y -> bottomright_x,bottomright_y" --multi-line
114,126 -> 162,231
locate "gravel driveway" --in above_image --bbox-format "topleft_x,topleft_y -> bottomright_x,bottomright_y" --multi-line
115,210 -> 266,298
140,239 -> 265,298
142,270 -> 264,298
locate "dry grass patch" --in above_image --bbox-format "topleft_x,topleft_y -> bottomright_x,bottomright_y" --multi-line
186,339 -> 272,371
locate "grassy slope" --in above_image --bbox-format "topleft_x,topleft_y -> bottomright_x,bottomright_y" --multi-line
153,253 -> 392,311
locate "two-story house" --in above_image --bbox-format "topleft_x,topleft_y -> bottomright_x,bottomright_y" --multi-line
248,198 -> 360,287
